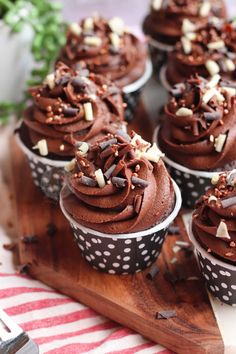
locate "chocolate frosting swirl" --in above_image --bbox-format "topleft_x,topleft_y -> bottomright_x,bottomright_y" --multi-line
62,131 -> 175,233
143,0 -> 226,45
158,75 -> 236,170
21,63 -> 124,159
58,16 -> 147,88
167,20 -> 236,85
192,170 -> 236,265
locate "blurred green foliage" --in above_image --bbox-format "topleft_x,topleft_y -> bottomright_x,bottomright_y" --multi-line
0,0 -> 67,125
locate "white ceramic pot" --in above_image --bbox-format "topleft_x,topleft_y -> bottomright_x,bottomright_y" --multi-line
0,20 -> 34,102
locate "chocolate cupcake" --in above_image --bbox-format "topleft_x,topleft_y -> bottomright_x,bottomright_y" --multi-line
16,62 -> 125,200
189,170 -> 236,305
58,15 -> 152,120
60,131 -> 182,274
143,0 -> 227,73
165,19 -> 236,88
155,74 -> 236,207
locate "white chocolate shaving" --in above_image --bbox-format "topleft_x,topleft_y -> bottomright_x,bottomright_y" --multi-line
224,58 -> 236,72
185,32 -> 197,41
206,74 -> 221,88
199,1 -> 211,17
64,158 -> 76,172
32,139 -> 48,156
152,0 -> 162,10
214,134 -> 227,153
211,173 -> 219,185
182,19 -> 196,34
205,60 -> 220,76
108,17 -> 125,35
110,32 -> 120,49
207,40 -> 225,50
78,142 -> 89,156
130,133 -> 151,152
83,102 -> 93,121
84,36 -> 102,47
202,88 -> 225,104
181,36 -> 192,54
176,107 -> 193,116
208,195 -> 218,203
142,143 -> 164,163
222,87 -> 236,96
44,73 -> 55,89
69,23 -> 82,36
209,135 -> 214,143
83,17 -> 94,30
95,169 -> 106,188
216,221 -> 231,240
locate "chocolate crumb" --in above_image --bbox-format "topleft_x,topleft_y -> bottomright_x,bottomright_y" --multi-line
146,264 -> 160,280
156,310 -> 176,320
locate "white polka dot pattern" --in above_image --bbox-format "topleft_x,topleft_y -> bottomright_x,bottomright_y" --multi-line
167,166 -> 212,208
197,251 -> 236,306
70,223 -> 168,274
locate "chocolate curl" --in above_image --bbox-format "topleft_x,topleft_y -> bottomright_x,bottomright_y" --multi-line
192,121 -> 199,136
63,107 -> 79,117
131,176 -> 149,188
146,264 -> 160,280
99,138 -> 117,150
156,311 -> 176,320
100,145 -> 117,159
221,196 -> 236,208
111,177 -> 127,188
134,194 -> 143,214
111,160 -> 125,177
204,111 -> 221,121
118,143 -> 133,157
80,175 -> 97,187
76,155 -> 95,177
104,164 -> 116,179
104,154 -> 116,170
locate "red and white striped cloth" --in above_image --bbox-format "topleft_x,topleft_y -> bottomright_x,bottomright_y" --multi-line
0,272 -> 172,354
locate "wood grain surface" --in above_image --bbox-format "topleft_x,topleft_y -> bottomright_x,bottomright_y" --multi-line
12,103 -> 224,354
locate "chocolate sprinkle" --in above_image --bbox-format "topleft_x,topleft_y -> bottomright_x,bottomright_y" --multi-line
111,176 -> 127,188
146,264 -> 160,280
131,176 -> 149,188
80,175 -> 97,187
156,310 -> 176,320
104,164 -> 116,179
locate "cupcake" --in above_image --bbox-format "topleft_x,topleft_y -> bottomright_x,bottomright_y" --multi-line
16,62 -> 125,200
190,170 -> 236,305
165,19 -> 236,88
143,0 -> 227,73
60,131 -> 181,274
155,74 -> 236,207
58,15 -> 152,120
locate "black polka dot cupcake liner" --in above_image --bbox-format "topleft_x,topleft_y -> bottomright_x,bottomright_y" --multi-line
15,133 -> 66,201
153,126 -> 218,208
122,59 -> 152,122
189,223 -> 236,306
60,180 -> 181,275
148,39 -> 173,78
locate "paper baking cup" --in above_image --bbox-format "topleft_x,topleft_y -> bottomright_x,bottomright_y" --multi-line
189,221 -> 236,306
60,180 -> 181,275
15,133 -> 67,201
153,126 -> 219,208
159,65 -> 172,91
148,39 -> 173,77
122,59 -> 152,121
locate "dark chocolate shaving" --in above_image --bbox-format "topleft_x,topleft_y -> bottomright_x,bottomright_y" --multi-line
204,111 -> 221,121
221,196 -> 236,208
111,177 -> 127,188
63,107 -> 79,117
71,76 -> 86,90
164,271 -> 177,285
99,138 -> 117,150
168,224 -> 180,235
104,164 -> 116,179
146,264 -> 160,280
21,235 -> 39,244
131,176 -> 149,188
47,223 -> 58,237
156,310 -> 176,320
116,129 -> 131,142
80,176 -> 97,187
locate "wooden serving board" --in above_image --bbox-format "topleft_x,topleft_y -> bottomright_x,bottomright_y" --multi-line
12,104 -> 224,354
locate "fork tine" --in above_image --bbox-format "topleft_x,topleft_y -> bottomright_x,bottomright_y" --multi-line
0,308 -> 22,342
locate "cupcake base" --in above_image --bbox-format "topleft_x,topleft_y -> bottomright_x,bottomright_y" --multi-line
189,222 -> 236,306
123,59 -> 152,121
60,180 -> 182,274
15,132 -> 67,201
159,65 -> 172,91
148,39 -> 173,78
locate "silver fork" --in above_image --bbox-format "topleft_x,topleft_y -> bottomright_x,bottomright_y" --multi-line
0,308 -> 39,354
